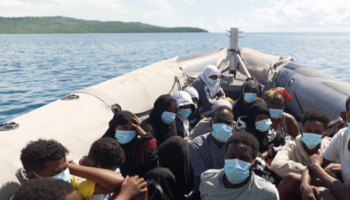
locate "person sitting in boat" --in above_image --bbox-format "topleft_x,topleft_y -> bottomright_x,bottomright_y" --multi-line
102,111 -> 157,178
12,178 -> 79,200
191,65 -> 225,117
324,96 -> 350,137
184,86 -> 201,128
16,139 -> 128,200
186,99 -> 234,143
73,137 -> 125,200
189,107 -> 234,199
199,132 -> 279,200
141,94 -> 178,147
145,136 -> 194,200
273,109 -> 336,200
298,120 -> 350,200
265,87 -> 300,138
236,102 -> 285,160
232,78 -> 264,122
173,91 -> 196,138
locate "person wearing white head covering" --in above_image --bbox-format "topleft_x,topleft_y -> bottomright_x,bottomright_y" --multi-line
184,86 -> 201,129
173,91 -> 196,138
192,65 -> 225,117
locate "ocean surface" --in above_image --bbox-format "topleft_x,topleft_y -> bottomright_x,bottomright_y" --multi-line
1,33 -> 350,123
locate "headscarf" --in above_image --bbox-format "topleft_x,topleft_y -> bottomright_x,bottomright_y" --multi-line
199,65 -> 219,98
141,94 -> 178,146
240,79 -> 261,99
172,91 -> 195,115
265,87 -> 292,104
184,86 -> 199,100
158,136 -> 193,194
102,111 -> 154,177
248,102 -> 270,125
102,111 -> 134,139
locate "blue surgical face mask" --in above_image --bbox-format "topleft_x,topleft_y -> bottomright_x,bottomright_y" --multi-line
224,159 -> 251,184
269,109 -> 284,119
52,167 -> 71,183
161,111 -> 176,124
244,93 -> 257,104
207,78 -> 218,86
212,123 -> 232,142
301,133 -> 322,149
346,122 -> 350,134
255,119 -> 272,132
178,108 -> 192,118
115,130 -> 136,144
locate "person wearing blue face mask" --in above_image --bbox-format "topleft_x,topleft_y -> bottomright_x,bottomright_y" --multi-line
238,102 -> 285,161
141,94 -> 178,147
265,87 -> 300,139
233,79 -> 265,122
192,65 -> 225,117
189,107 -> 233,199
200,132 -> 279,200
17,139 -> 127,200
173,91 -> 196,138
103,110 -> 158,178
273,109 -> 335,200
184,86 -> 201,129
296,102 -> 350,200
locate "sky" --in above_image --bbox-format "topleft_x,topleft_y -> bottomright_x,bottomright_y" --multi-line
1,0 -> 350,32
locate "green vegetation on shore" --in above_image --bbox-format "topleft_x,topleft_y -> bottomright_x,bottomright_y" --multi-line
0,16 -> 208,34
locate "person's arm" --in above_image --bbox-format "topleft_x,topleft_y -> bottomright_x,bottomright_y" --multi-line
284,113 -> 300,138
271,147 -> 306,177
216,87 -> 225,99
189,139 -> 207,192
299,168 -> 319,200
141,138 -> 158,172
68,163 -> 124,195
324,163 -> 342,174
308,153 -> 350,200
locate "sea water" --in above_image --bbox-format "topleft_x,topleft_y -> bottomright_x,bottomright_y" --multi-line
1,33 -> 350,123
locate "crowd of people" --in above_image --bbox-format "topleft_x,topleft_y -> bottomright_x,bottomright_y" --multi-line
9,64 -> 350,200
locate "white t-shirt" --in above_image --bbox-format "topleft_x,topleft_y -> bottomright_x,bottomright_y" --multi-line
323,127 -> 350,185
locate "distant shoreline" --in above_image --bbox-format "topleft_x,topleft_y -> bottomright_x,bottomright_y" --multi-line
0,16 -> 208,34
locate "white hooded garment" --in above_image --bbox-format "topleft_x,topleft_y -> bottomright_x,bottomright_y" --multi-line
199,65 -> 219,98
172,91 -> 195,137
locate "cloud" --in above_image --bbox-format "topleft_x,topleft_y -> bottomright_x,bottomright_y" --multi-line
194,16 -> 204,28
243,0 -> 350,27
182,0 -> 195,5
0,0 -> 129,20
142,0 -> 177,18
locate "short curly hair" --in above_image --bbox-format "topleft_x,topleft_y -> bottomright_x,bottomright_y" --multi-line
20,139 -> 69,172
301,109 -> 330,129
13,178 -> 75,200
225,131 -> 259,160
89,138 -> 125,170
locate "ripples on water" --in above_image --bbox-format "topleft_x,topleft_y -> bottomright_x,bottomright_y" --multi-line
1,33 -> 349,123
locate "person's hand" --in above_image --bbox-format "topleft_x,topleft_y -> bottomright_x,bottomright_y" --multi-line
308,150 -> 323,167
117,176 -> 147,200
324,164 -> 334,174
215,96 -> 219,100
300,183 -> 319,200
132,115 -> 146,136
199,116 -> 206,121
261,151 -> 269,159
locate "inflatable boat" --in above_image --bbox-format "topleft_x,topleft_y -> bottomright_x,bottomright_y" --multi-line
1,28 -> 350,199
